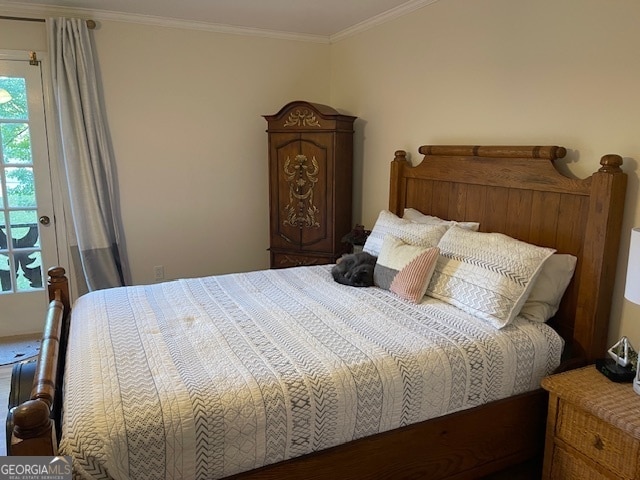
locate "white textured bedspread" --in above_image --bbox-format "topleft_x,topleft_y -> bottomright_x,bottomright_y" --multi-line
60,265 -> 563,479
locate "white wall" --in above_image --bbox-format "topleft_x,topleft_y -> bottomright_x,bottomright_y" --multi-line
330,0 -> 640,346
0,18 -> 331,286
91,22 -> 331,282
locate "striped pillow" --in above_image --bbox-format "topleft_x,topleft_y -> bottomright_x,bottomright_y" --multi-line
426,226 -> 555,328
374,235 -> 440,303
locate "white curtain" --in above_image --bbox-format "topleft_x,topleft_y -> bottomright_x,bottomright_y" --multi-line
47,18 -> 126,291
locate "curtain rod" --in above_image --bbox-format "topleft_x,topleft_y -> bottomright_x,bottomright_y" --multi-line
0,15 -> 96,29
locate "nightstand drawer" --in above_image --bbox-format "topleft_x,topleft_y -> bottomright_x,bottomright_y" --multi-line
556,400 -> 639,478
550,444 -> 610,480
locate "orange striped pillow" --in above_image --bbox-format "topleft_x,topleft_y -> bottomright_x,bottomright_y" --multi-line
374,235 -> 440,303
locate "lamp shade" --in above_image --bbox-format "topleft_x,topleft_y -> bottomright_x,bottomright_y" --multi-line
625,227 -> 640,305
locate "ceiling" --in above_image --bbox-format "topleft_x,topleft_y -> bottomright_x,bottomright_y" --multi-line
0,0 -> 438,40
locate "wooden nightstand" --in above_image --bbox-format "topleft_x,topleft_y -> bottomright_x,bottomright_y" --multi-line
541,365 -> 640,479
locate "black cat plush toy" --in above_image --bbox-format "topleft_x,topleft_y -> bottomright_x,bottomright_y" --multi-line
331,252 -> 377,287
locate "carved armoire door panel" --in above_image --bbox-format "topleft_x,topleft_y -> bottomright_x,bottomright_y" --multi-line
270,135 -> 332,250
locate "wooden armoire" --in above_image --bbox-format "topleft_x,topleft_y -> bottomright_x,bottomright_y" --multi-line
264,101 -> 356,269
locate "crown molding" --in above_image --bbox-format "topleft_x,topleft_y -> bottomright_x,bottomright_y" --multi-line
330,0 -> 441,43
93,10 -> 330,44
0,3 -> 330,43
0,0 -> 442,44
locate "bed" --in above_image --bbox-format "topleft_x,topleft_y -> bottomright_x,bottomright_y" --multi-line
9,145 -> 627,479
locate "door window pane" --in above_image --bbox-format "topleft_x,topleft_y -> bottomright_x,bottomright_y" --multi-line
0,77 -> 28,121
10,210 -> 39,249
6,167 -> 35,207
15,250 -> 42,292
0,213 -> 6,251
1,123 -> 32,164
0,253 -> 10,292
0,213 -> 10,292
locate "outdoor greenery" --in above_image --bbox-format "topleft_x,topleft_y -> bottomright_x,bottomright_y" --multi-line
0,76 -> 28,120
0,76 -> 41,291
1,76 -> 35,216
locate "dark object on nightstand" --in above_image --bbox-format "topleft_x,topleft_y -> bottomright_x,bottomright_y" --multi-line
595,357 -> 635,382
342,224 -> 371,252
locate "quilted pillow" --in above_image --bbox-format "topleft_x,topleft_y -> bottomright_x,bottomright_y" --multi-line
426,226 -> 555,328
374,235 -> 440,303
363,210 -> 447,257
518,254 -> 577,323
403,208 -> 480,231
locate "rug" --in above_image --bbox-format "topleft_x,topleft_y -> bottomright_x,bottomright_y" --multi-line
0,335 -> 41,366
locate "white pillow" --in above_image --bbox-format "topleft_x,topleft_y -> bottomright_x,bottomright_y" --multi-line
363,210 -> 447,257
518,254 -> 577,323
403,208 -> 480,231
426,226 -> 555,329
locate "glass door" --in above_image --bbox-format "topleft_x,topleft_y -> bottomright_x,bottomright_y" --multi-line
0,56 -> 60,336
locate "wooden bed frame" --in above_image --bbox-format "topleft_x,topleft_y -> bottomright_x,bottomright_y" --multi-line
10,145 -> 627,479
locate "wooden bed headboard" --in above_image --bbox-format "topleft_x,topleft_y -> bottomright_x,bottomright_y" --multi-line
388,145 -> 627,362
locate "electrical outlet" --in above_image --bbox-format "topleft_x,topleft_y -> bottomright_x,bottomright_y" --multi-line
154,265 -> 164,281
